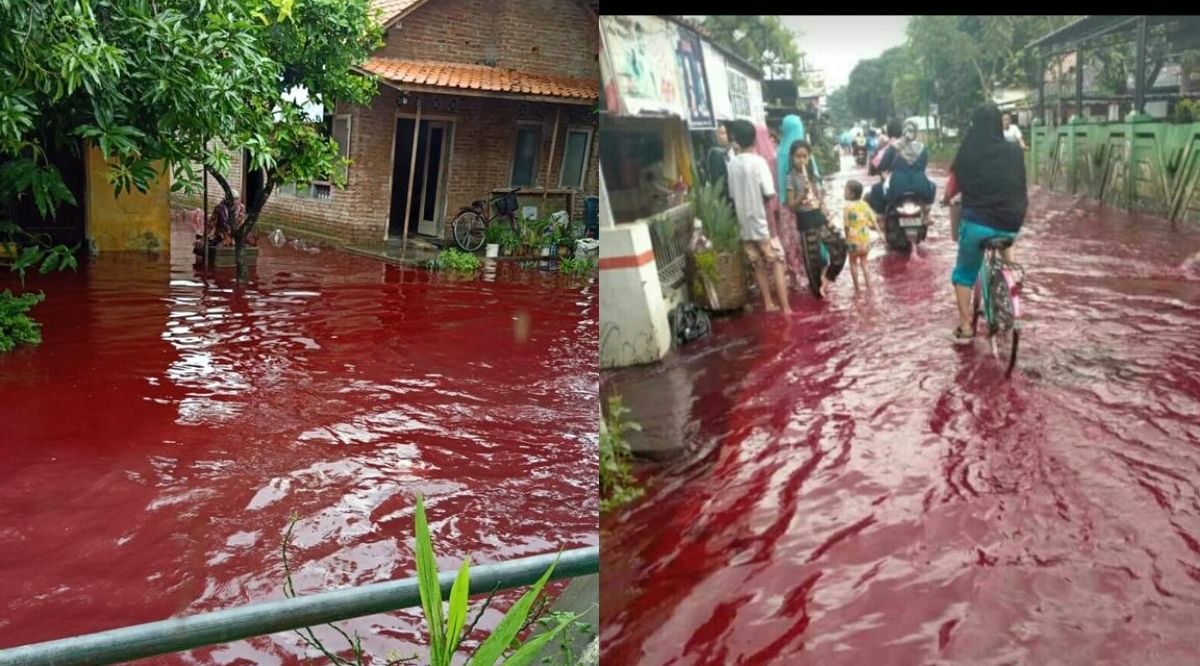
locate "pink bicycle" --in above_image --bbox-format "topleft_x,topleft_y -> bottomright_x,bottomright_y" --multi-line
972,237 -> 1025,377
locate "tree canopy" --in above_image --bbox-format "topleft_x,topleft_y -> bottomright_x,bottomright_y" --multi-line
837,16 -> 1082,132
823,86 -> 854,131
0,0 -> 383,269
700,15 -> 806,83
846,47 -> 907,125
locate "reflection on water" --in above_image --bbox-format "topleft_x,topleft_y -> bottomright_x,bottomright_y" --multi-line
601,162 -> 1200,665
0,224 -> 598,663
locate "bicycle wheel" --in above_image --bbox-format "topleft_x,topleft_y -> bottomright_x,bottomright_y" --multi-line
452,211 -> 486,252
988,266 -> 1019,377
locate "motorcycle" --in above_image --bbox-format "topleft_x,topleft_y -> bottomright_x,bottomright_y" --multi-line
883,191 -> 929,253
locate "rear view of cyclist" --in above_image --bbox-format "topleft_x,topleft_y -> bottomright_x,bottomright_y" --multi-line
946,103 -> 1028,343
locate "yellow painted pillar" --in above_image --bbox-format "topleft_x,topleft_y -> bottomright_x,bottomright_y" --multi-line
85,145 -> 171,252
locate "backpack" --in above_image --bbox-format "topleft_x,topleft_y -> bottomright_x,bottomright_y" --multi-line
670,303 -> 711,346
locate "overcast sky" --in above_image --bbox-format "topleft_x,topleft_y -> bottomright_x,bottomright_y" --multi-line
781,16 -> 910,90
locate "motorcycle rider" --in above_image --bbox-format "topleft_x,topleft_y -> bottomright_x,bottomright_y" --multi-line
865,121 -> 901,215
852,131 -> 868,164
878,120 -> 936,225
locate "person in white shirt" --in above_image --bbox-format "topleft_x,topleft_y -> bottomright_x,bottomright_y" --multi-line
726,120 -> 791,314
1002,113 -> 1026,150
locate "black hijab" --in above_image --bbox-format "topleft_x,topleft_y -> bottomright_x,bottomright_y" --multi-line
952,104 -> 1027,232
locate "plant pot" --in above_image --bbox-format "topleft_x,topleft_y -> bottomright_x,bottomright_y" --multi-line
706,251 -> 748,311
485,243 -> 500,258
195,244 -> 259,268
540,245 -> 552,257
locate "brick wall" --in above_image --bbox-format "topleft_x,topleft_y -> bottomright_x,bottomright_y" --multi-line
171,86 -> 598,244
169,0 -> 598,245
378,0 -> 598,82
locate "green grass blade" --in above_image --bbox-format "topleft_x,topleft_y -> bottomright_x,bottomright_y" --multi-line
467,553 -> 560,666
499,613 -> 577,666
445,558 -> 471,660
414,494 -> 447,665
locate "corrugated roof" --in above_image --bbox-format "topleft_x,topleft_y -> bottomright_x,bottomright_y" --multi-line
362,57 -> 599,101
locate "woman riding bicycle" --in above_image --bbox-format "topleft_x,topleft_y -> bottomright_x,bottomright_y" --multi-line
946,103 -> 1028,343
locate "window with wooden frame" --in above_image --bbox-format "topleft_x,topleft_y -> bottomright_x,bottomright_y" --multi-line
558,127 -> 593,189
510,124 -> 542,187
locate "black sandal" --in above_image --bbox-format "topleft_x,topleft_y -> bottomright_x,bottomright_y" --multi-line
952,326 -> 974,344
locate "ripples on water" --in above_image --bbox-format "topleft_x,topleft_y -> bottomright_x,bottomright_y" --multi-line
0,226 -> 598,663
601,164 -> 1200,665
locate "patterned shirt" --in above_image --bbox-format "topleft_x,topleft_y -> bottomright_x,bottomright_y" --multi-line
843,200 -> 877,247
787,168 -> 821,212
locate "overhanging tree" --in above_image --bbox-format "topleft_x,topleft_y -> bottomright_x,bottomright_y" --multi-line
0,0 -> 383,276
903,16 -> 1079,129
700,15 -> 807,83
197,0 -> 382,272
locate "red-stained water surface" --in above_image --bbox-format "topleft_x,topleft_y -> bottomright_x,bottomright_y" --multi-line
0,224 -> 598,664
601,159 -> 1200,665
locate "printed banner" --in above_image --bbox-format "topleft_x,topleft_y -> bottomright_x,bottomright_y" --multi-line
701,42 -> 733,121
600,15 -> 687,119
675,28 -> 715,129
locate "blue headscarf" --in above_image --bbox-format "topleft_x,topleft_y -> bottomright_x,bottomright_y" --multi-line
776,114 -> 819,204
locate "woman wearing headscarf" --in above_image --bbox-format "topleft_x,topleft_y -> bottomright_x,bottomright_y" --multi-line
865,121 -> 900,214
879,120 -> 936,223
753,124 -> 804,287
946,103 -> 1028,342
776,114 -> 815,202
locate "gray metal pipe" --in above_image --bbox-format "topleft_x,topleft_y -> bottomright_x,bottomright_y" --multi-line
0,546 -> 598,666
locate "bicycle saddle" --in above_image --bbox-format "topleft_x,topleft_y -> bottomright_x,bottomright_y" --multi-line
979,237 -> 1014,250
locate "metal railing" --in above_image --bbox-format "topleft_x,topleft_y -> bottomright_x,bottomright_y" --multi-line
647,202 -> 693,290
0,546 -> 599,666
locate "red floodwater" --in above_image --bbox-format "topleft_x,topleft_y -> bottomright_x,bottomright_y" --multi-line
0,225 -> 598,664
601,158 -> 1200,664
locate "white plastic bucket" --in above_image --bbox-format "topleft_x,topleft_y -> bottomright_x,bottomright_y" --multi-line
485,243 -> 500,258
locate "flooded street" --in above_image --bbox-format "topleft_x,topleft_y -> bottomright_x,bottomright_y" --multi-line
600,156 -> 1200,664
0,224 -> 599,664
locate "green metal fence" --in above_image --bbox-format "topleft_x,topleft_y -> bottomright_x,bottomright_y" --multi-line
0,546 -> 599,666
1030,118 -> 1200,225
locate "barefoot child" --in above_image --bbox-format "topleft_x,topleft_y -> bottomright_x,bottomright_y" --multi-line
726,120 -> 791,313
843,179 -> 882,291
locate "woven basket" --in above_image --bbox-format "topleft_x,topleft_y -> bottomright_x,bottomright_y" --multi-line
706,250 -> 748,311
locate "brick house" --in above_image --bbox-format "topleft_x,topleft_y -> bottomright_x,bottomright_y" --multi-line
176,0 -> 599,246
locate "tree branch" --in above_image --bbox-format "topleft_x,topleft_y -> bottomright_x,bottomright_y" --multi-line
204,164 -> 233,201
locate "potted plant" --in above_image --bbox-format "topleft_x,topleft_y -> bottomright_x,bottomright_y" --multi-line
691,178 -> 747,311
524,216 -> 552,257
498,228 -> 520,256
483,223 -> 506,258
554,225 -> 575,259
518,217 -> 538,257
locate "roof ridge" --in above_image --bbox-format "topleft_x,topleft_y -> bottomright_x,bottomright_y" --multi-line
360,56 -> 598,101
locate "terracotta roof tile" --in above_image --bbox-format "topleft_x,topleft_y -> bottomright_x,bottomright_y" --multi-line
370,0 -> 426,25
361,57 -> 599,102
